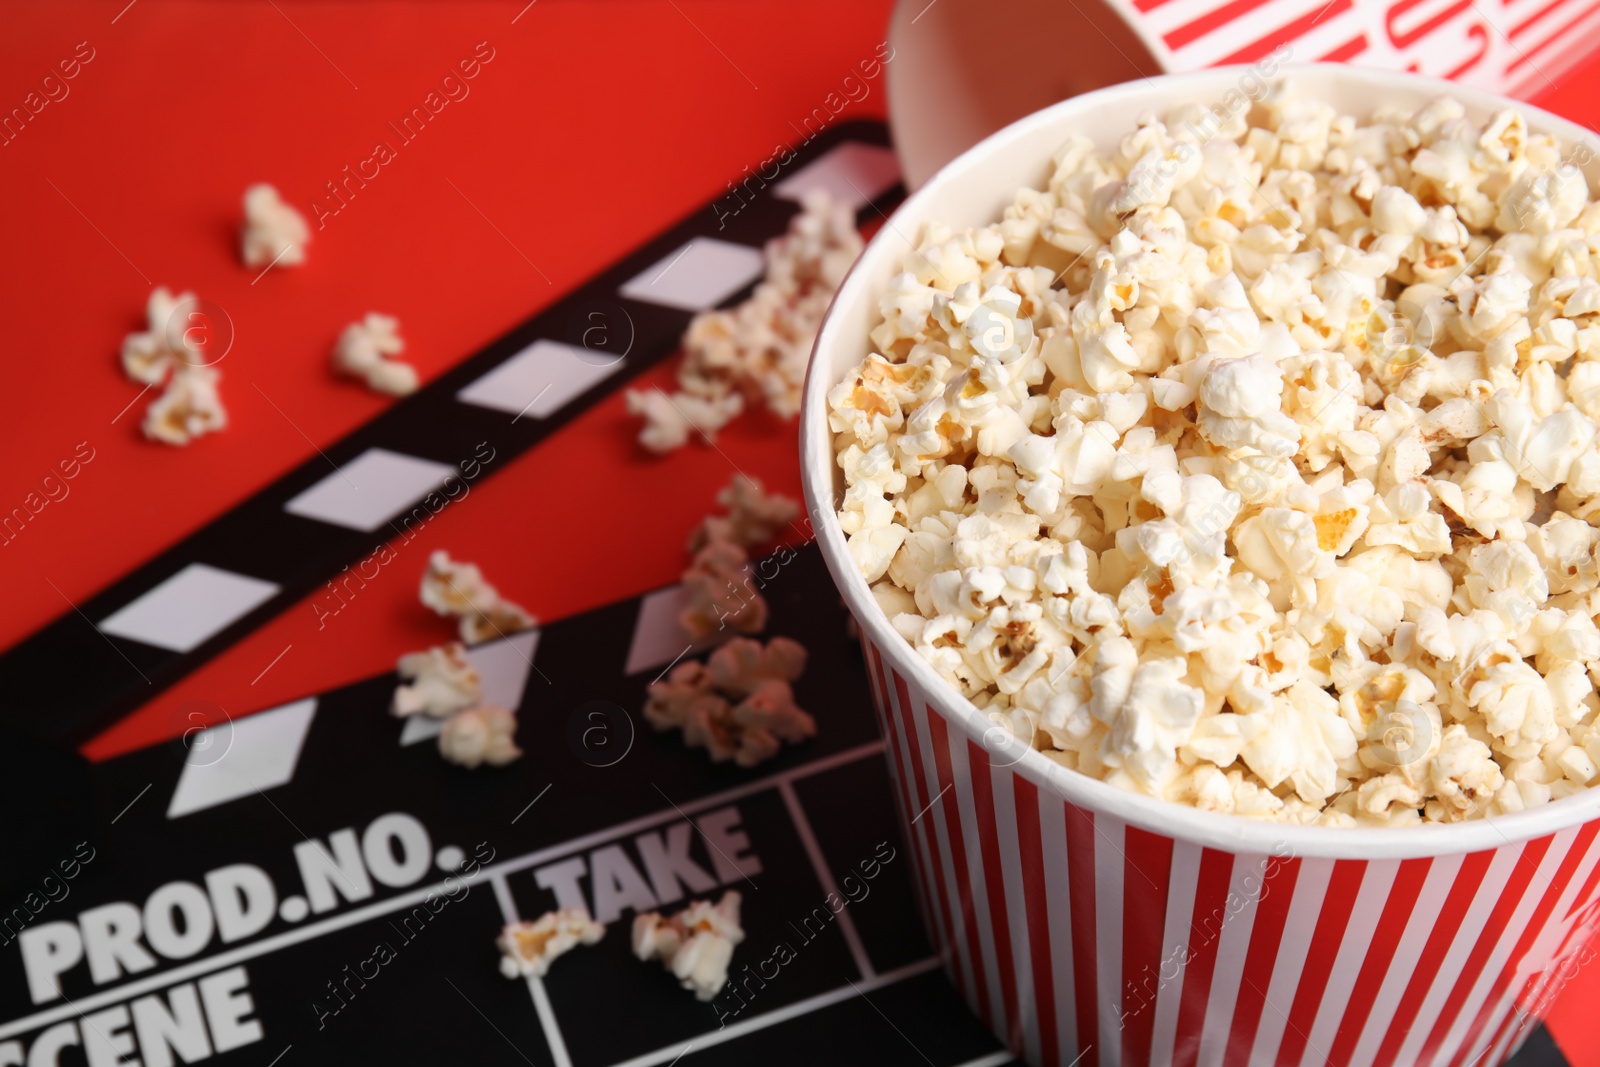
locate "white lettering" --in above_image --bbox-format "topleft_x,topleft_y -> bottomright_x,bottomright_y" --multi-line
293,830 -> 372,913
361,814 -> 431,888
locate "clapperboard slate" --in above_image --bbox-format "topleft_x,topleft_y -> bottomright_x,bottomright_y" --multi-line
0,119 -> 1566,1067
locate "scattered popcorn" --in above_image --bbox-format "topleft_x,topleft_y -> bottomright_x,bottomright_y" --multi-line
688,474 -> 800,552
627,389 -> 744,453
630,192 -> 862,451
142,367 -> 226,445
632,890 -> 744,1001
421,551 -> 536,645
240,183 -> 310,269
833,83 -> 1600,826
644,637 -> 814,766
392,643 -> 481,718
121,288 -> 228,446
333,313 -> 419,397
122,287 -> 197,385
439,705 -> 522,768
680,538 -> 768,639
498,908 -> 605,979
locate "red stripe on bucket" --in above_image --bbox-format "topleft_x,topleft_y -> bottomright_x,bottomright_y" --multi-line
1416,835 -> 1556,1064
1328,857 -> 1434,1063
891,667 -> 965,997
1454,824 -> 1600,1063
927,708 -> 995,1029
967,738 -> 1024,1054
1214,0 -> 1353,64
1012,773 -> 1060,1067
1063,801 -> 1101,1066
1224,854 -> 1302,1063
1278,859 -> 1368,1064
1172,847 -> 1236,1066
1372,849 -> 1497,1067
1121,825 -> 1176,1065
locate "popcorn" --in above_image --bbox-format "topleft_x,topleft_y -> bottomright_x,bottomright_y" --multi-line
706,635 -> 807,697
680,538 -> 768,638
122,288 -> 228,446
688,474 -> 799,553
240,183 -> 310,269
392,643 -> 481,718
498,908 -> 605,979
627,389 -> 744,453
1365,482 -> 1452,556
632,891 -> 744,1001
644,638 -> 814,766
420,551 -> 536,645
142,367 -> 226,445
834,84 -> 1600,826
122,287 -> 198,385
333,313 -> 418,397
438,705 -> 522,768
634,193 -> 861,451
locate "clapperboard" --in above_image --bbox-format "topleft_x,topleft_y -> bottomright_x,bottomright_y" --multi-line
0,119 -> 1566,1067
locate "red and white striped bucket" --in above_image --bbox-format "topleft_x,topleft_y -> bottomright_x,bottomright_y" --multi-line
801,65 -> 1600,1067
883,0 -> 1600,190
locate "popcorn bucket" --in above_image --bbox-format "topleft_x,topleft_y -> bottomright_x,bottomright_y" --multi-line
884,0 -> 1600,189
800,65 -> 1600,1067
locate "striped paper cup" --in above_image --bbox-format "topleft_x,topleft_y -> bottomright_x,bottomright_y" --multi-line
883,0 -> 1600,191
800,65 -> 1600,1067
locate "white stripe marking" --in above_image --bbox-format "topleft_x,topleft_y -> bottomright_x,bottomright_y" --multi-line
772,142 -> 901,209
778,779 -> 876,980
865,650 -> 934,934
605,957 -> 943,1067
949,1053 -> 1016,1067
618,239 -> 764,312
167,699 -> 317,819
490,874 -> 574,1067
282,448 -> 455,533
456,339 -> 625,420
99,564 -> 280,653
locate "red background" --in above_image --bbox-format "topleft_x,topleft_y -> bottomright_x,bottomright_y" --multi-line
3,1 -> 1599,1059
